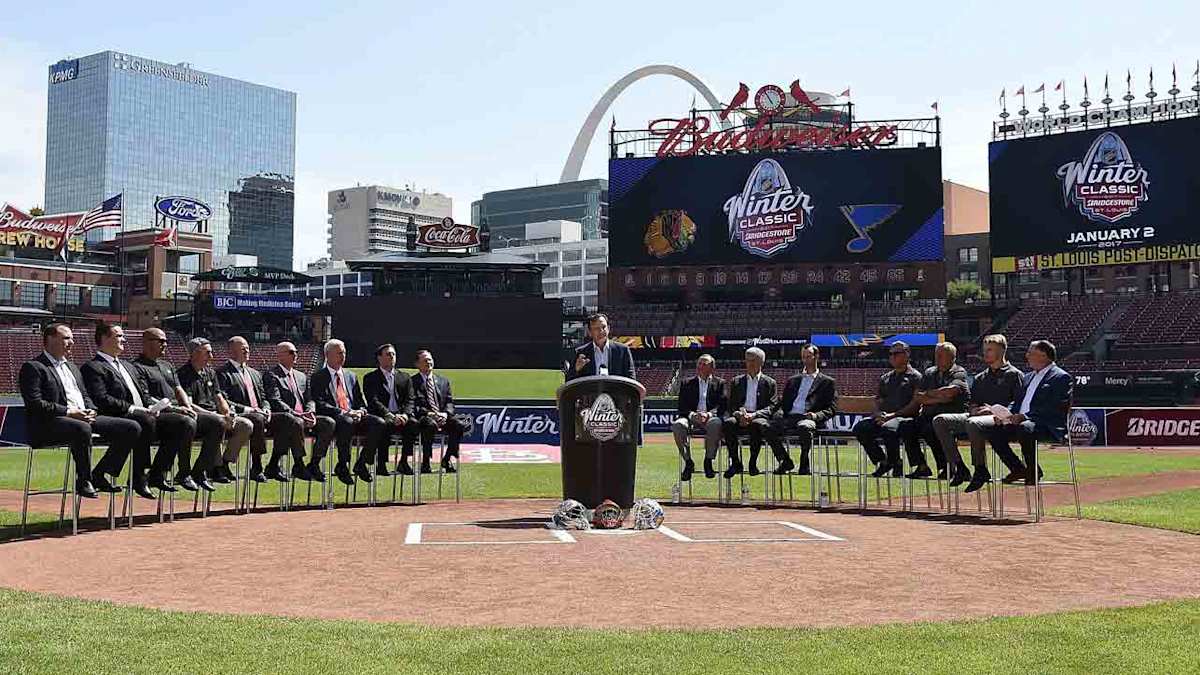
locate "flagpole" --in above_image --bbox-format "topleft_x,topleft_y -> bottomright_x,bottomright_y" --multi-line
119,190 -> 127,324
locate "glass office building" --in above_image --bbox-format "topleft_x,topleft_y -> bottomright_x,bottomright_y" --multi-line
470,179 -> 608,247
44,51 -> 297,268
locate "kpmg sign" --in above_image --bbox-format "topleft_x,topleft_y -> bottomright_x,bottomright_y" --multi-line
49,59 -> 79,85
375,190 -> 421,209
212,294 -> 303,313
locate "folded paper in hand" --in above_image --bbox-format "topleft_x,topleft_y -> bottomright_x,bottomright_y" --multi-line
988,404 -> 1012,422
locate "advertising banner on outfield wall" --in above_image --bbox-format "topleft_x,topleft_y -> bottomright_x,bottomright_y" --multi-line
1104,407 -> 1200,446
609,147 -> 943,265
989,116 -> 1200,271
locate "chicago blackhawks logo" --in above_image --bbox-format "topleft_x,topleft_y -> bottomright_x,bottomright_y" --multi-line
1056,131 -> 1149,223
724,158 -> 813,257
643,209 -> 696,258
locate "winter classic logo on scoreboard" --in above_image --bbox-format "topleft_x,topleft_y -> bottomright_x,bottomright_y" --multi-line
581,394 -> 623,441
725,158 -> 813,257
155,196 -> 212,222
1057,131 -> 1149,224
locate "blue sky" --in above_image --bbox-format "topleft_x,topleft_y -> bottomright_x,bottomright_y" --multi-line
1,1 -> 1194,269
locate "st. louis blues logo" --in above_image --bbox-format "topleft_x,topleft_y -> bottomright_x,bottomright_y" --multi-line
1056,131 -> 1149,223
724,159 -> 813,258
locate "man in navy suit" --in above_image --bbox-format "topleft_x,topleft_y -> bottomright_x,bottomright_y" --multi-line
18,323 -> 140,498
409,349 -> 464,474
308,339 -> 385,485
565,313 -> 635,381
971,339 -> 1072,491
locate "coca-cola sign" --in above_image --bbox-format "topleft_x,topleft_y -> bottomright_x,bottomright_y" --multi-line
155,196 -> 212,222
725,158 -> 813,257
416,217 -> 481,249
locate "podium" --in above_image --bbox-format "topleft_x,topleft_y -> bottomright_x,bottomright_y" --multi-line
556,375 -> 646,509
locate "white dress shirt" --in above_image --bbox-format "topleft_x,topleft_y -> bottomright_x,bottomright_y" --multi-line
1018,364 -> 1053,415
593,341 -> 610,375
46,351 -> 86,410
98,351 -> 144,408
744,373 -> 761,412
789,372 -> 817,415
697,376 -> 710,412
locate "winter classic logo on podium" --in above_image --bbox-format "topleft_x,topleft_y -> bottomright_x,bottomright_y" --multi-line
581,394 -> 623,441
724,158 -> 813,257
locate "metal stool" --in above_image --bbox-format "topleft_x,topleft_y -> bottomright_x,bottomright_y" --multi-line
391,432 -> 451,505
673,426 -> 730,504
19,439 -> 117,536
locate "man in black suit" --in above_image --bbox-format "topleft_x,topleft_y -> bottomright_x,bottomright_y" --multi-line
263,341 -> 337,482
177,337 -> 254,483
671,354 -> 726,480
362,343 -> 416,475
975,339 -> 1073,490
308,338 -> 385,485
565,313 -> 635,381
410,349 -> 464,474
130,327 -> 215,491
217,336 -> 303,483
767,344 -> 837,475
81,322 -> 196,499
18,323 -> 139,498
722,347 -> 778,478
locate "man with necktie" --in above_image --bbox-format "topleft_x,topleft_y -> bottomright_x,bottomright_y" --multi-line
410,349 -> 464,474
362,343 -> 416,475
308,339 -> 384,485
81,322 -> 196,498
671,354 -> 726,480
18,323 -> 140,498
721,347 -> 778,478
263,341 -> 337,482
217,336 -> 304,483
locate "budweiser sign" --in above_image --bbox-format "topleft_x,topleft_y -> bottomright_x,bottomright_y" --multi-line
416,217 -> 481,249
0,204 -> 85,254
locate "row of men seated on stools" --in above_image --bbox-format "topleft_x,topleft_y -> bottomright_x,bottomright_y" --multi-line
19,322 -> 463,500
672,335 -> 1072,493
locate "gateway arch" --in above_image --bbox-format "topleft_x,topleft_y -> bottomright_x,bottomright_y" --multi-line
559,65 -> 730,183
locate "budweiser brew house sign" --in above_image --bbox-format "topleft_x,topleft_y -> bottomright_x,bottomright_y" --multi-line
417,217 -> 481,249
0,203 -> 89,254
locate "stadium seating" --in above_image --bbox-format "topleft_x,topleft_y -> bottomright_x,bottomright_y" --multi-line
1111,291 -> 1200,348
864,299 -> 947,334
998,295 -> 1120,363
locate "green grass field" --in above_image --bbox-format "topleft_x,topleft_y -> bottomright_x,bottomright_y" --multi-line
349,368 -> 565,399
1052,488 -> 1200,534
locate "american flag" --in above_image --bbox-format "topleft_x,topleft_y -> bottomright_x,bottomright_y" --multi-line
74,194 -> 122,235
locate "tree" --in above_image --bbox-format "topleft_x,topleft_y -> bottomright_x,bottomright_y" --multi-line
29,206 -> 44,217
947,279 -> 990,305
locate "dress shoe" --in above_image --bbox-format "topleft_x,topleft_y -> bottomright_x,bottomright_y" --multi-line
891,463 -> 904,478
132,481 -> 157,500
870,462 -> 892,478
210,468 -> 233,484
680,459 -> 695,482
374,464 -> 393,478
219,463 -> 237,482
75,479 -> 99,499
949,464 -> 972,488
796,459 -> 811,476
291,463 -> 311,481
1025,467 -> 1045,485
249,468 -> 268,483
307,463 -> 326,482
1001,468 -> 1027,485
334,463 -> 354,486
353,462 -> 374,483
773,458 -> 795,475
723,461 -> 743,479
265,464 -> 289,482
175,475 -> 199,492
747,463 -> 762,477
703,458 -> 716,479
936,467 -> 949,481
420,463 -> 433,474
149,473 -> 178,493
90,472 -> 121,493
963,465 -> 991,493
196,477 -> 216,492
906,465 -> 933,480
397,461 -> 415,476
441,460 -> 457,474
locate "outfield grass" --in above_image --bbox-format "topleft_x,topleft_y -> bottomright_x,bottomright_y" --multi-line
1052,488 -> 1200,534
348,368 -> 565,399
0,588 -> 1196,674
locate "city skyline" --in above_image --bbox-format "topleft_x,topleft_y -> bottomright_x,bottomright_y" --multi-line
2,1 -> 1196,270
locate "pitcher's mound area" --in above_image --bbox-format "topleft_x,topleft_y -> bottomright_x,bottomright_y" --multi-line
2,499 -> 1198,629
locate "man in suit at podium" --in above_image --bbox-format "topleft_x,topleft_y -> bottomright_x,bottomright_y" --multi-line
721,347 -> 777,478
672,354 -> 726,480
566,313 -> 635,381
363,343 -> 416,476
767,344 -> 837,475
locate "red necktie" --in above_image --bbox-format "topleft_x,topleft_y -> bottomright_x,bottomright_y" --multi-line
241,366 -> 259,409
335,373 -> 350,411
288,371 -> 303,414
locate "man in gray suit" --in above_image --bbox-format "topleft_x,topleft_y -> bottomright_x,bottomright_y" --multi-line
263,342 -> 336,482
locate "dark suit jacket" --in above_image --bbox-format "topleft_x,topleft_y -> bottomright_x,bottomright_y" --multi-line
676,375 -> 726,417
363,368 -> 415,421
263,364 -> 315,415
216,360 -> 268,415
773,372 -> 837,426
564,341 -> 635,381
19,353 -> 96,434
1009,363 -> 1073,441
309,366 -> 367,418
80,354 -> 151,417
411,371 -> 454,417
727,373 -> 777,420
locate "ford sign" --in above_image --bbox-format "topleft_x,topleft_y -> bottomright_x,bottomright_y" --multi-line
155,196 -> 212,222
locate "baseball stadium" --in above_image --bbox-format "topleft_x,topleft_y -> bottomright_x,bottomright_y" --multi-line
4,47 -> 1200,675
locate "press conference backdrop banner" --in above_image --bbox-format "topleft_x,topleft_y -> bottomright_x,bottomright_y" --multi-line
989,116 -> 1200,268
609,148 -> 943,266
